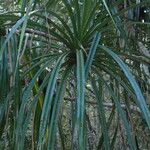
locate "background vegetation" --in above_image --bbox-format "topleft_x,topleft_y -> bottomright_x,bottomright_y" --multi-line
0,0 -> 150,149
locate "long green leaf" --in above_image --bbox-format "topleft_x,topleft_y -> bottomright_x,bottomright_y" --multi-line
92,78 -> 111,150
75,49 -> 85,150
16,59 -> 55,150
100,45 -> 150,128
85,32 -> 101,80
97,74 -> 137,150
0,16 -> 26,59
38,53 -> 67,149
47,66 -> 71,149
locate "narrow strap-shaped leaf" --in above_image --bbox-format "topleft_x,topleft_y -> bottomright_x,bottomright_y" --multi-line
73,0 -> 81,36
81,0 -> 93,35
22,57 -> 52,76
97,65 -> 136,99
85,32 -> 101,80
81,2 -> 97,38
97,74 -> 137,150
46,10 -> 75,43
38,53 -> 67,149
15,0 -> 38,76
62,0 -> 77,36
47,67 -> 71,149
75,49 -> 86,150
99,45 -> 150,128
17,72 -> 51,150
16,59 -> 55,150
21,0 -> 27,14
92,78 -> 111,150
97,107 -> 116,149
110,119 -> 119,149
101,0 -> 127,41
48,28 -> 73,50
45,18 -> 73,45
0,16 -> 26,59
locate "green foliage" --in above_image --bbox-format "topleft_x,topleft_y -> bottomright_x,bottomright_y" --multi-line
0,0 -> 150,149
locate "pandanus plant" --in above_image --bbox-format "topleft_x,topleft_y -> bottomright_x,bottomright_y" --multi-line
0,0 -> 150,149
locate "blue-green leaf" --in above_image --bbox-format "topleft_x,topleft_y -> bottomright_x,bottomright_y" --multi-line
99,45 -> 150,129
85,32 -> 101,80
75,49 -> 86,150
38,53 -> 67,150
